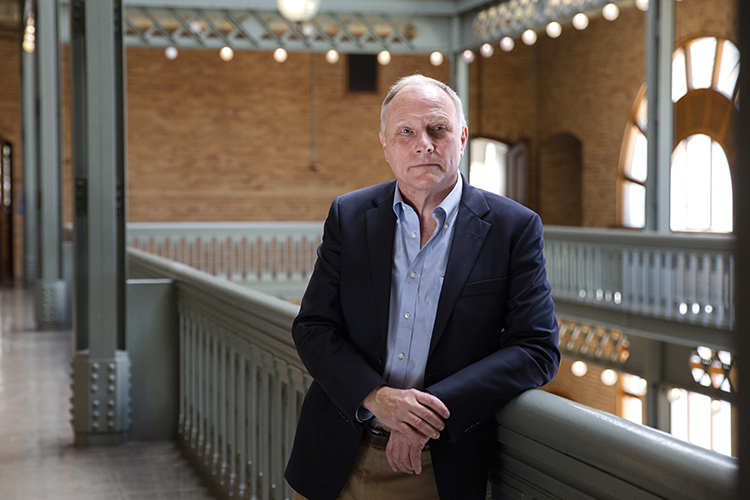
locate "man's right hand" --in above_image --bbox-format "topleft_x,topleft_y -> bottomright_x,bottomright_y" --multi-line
362,386 -> 450,450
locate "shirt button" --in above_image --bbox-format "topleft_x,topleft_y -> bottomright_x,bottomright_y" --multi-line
443,224 -> 448,230
411,232 -> 417,238
410,272 -> 416,278
404,312 -> 410,318
399,353 -> 405,359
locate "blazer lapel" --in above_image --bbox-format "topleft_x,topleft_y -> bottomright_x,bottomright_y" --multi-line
366,183 -> 397,343
429,181 -> 491,356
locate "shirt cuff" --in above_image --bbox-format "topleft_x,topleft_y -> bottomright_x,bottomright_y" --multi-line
355,405 -> 374,423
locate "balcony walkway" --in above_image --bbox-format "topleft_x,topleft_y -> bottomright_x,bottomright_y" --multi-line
0,285 -> 215,500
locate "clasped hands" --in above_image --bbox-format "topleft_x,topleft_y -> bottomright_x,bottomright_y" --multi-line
362,386 -> 450,475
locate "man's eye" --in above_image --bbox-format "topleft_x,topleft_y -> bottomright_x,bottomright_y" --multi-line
400,128 -> 411,134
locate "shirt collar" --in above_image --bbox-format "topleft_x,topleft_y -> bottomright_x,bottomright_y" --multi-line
392,176 -> 463,221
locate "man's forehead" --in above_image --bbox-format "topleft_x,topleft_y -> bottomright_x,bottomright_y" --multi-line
386,84 -> 457,121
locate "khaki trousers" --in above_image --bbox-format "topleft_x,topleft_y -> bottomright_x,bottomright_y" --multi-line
293,438 -> 440,500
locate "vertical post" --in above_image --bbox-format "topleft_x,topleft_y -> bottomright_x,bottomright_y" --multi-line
644,342 -> 670,432
450,15 -> 470,179
69,0 -> 130,447
735,1 -> 749,498
22,3 -> 39,286
644,0 -> 674,234
34,0 -> 68,327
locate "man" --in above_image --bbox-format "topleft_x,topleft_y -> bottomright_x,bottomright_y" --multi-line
285,74 -> 560,500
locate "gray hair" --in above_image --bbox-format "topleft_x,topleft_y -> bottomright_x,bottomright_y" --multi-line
380,74 -> 467,135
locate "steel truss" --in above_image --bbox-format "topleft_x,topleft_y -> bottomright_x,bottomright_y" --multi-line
120,6 -> 452,53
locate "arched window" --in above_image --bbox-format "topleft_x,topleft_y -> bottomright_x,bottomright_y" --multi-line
469,137 -> 508,196
620,36 -> 740,233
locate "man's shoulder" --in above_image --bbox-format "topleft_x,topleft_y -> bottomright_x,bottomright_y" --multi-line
337,180 -> 396,208
463,183 -> 537,223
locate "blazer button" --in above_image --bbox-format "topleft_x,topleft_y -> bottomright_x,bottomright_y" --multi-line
376,357 -> 383,365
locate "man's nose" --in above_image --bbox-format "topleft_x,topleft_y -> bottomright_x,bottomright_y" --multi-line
415,131 -> 434,154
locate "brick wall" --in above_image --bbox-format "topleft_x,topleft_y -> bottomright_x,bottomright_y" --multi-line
543,357 -> 618,415
125,48 -> 449,222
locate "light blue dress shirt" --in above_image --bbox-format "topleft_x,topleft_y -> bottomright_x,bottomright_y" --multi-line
383,178 -> 462,390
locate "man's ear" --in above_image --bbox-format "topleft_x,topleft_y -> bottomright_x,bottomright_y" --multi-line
380,132 -> 388,162
459,126 -> 468,157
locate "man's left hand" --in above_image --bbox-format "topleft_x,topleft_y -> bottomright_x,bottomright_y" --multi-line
385,429 -> 425,475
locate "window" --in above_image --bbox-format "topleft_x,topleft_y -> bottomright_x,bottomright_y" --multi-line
668,389 -> 733,456
469,137 -> 508,196
620,37 -> 740,232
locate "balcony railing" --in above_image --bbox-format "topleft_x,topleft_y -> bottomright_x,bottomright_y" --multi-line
544,227 -> 735,350
127,222 -> 736,347
128,246 -> 737,500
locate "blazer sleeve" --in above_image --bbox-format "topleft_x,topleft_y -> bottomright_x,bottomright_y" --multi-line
292,197 -> 386,427
426,213 -> 560,443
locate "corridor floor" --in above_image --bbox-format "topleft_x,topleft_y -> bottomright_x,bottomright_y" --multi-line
0,285 -> 215,500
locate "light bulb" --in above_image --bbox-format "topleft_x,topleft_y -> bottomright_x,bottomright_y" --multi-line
429,52 -> 444,66
602,3 -> 620,21
479,43 -> 494,58
500,37 -> 515,52
636,0 -> 649,11
377,50 -> 391,65
546,22 -> 562,39
273,48 -> 288,63
219,46 -> 234,61
325,49 -> 339,64
521,29 -> 537,46
571,361 -> 588,377
165,46 -> 178,60
462,50 -> 475,63
667,388 -> 682,403
601,369 -> 619,386
572,13 -> 589,30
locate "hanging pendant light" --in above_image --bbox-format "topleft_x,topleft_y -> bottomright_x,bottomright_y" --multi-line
277,0 -> 321,22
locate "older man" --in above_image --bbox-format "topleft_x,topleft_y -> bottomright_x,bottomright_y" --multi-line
285,74 -> 560,500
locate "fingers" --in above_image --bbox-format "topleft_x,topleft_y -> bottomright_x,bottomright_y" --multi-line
415,390 -> 451,419
386,430 -> 424,475
363,386 -> 449,441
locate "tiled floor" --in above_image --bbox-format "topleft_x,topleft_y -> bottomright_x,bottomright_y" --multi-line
0,285 -> 215,500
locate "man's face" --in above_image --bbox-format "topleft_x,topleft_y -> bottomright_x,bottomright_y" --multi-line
380,83 -> 468,200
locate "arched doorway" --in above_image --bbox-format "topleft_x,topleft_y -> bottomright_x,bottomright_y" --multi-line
539,132 -> 583,226
0,138 -> 13,282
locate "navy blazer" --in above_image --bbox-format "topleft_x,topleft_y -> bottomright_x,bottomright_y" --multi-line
285,177 -> 560,500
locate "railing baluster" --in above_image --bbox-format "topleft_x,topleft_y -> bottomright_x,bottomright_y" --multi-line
237,352 -> 247,499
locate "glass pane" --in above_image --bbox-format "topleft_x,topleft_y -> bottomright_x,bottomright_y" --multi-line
716,40 -> 740,99
635,97 -> 647,132
711,400 -> 732,456
670,140 -> 687,231
711,141 -> 733,232
628,129 -> 648,183
623,181 -> 645,228
622,396 -> 643,425
670,389 -> 689,442
689,37 -> 717,90
672,49 -> 688,102
685,134 -> 712,230
469,138 -> 508,196
688,391 -> 712,450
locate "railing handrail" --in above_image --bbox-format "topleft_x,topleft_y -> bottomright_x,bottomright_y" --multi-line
494,389 -> 737,500
128,247 -> 301,357
543,225 -> 735,252
127,221 -> 323,232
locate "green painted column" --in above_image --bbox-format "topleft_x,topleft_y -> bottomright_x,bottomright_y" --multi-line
33,0 -> 69,328
69,0 -> 130,447
21,4 -> 38,286
644,0 -> 674,234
